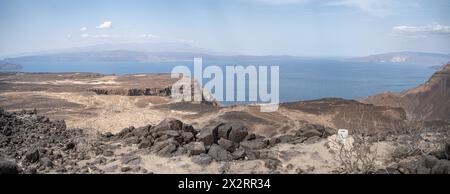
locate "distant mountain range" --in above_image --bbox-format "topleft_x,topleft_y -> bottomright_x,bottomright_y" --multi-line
1,43 -> 449,66
352,51 -> 450,66
0,42 -> 301,63
0,61 -> 22,70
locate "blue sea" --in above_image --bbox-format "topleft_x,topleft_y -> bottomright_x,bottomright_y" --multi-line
14,58 -> 436,104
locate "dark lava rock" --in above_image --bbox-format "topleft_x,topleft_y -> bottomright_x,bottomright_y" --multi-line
243,133 -> 256,141
152,118 -> 183,132
181,132 -> 194,142
187,142 -> 205,156
240,139 -> 268,150
157,130 -> 180,137
421,155 -> 438,168
0,159 -> 19,174
208,144 -> 232,161
157,143 -> 178,157
217,124 -> 232,140
269,137 -> 281,147
232,147 -> 246,160
65,142 -> 76,150
121,155 -> 142,165
121,166 -> 132,172
197,123 -> 221,146
218,138 -> 237,152
24,149 -> 40,163
151,138 -> 177,153
431,160 -> 450,174
191,154 -> 213,166
416,166 -> 431,174
264,159 -> 282,170
244,149 -> 260,160
298,129 -> 322,138
297,124 -> 336,138
138,138 -> 153,149
182,124 -> 195,133
228,125 -> 248,143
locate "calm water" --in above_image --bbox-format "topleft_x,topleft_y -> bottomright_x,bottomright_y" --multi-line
16,59 -> 435,104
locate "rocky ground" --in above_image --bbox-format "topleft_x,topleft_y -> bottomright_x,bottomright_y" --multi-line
0,108 -> 341,174
1,108 -> 449,174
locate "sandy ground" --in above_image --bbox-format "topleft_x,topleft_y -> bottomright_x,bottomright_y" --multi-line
76,138 -> 395,174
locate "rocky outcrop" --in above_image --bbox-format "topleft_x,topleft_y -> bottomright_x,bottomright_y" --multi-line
269,123 -> 336,146
282,98 -> 407,132
0,108 -> 102,174
111,118 -> 198,157
88,87 -> 171,96
363,64 -> 450,122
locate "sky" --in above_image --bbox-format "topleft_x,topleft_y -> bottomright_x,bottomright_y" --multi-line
0,0 -> 449,57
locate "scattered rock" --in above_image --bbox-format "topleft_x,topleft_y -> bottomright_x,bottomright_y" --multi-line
121,155 -> 142,165
218,138 -> 237,152
217,124 -> 232,139
187,142 -> 205,156
197,123 -> 220,145
181,132 -> 194,142
138,138 -> 153,149
431,160 -> 450,174
157,143 -> 178,157
228,125 -> 248,143
299,129 -> 322,138
65,142 -> 76,150
24,150 -> 40,163
152,118 -> 183,132
269,137 -> 281,147
232,147 -> 246,160
240,139 -> 268,150
208,144 -> 232,161
416,166 -> 431,174
277,135 -> 294,143
264,159 -> 281,170
191,154 -> 213,166
244,149 -> 260,160
182,124 -> 195,133
121,166 -> 132,172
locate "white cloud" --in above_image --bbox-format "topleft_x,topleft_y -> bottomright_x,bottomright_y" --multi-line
79,27 -> 87,32
138,34 -> 160,39
80,33 -> 111,38
393,23 -> 450,36
96,21 -> 112,29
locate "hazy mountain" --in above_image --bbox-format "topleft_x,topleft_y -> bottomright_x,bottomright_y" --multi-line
352,51 -> 450,66
0,61 -> 22,70
1,42 -> 302,63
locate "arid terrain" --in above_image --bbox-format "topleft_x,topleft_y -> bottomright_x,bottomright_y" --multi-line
1,64 -> 450,174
